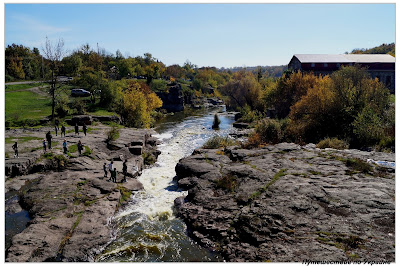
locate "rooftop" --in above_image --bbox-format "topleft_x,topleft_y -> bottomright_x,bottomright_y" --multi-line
293,54 -> 395,63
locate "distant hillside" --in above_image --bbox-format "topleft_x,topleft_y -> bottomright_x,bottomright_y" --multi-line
350,43 -> 395,56
219,65 -> 287,78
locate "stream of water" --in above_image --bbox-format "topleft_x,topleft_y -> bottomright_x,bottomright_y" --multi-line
97,107 -> 235,262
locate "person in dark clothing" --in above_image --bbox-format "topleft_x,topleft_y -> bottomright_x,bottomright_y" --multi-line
43,139 -> 47,153
63,139 -> 68,154
83,124 -> 87,136
75,123 -> 79,135
103,163 -> 108,178
111,168 -> 117,183
12,142 -> 18,158
55,119 -> 60,130
108,160 -> 113,181
54,125 -> 58,136
77,140 -> 83,155
46,131 -> 52,149
122,159 -> 128,182
61,125 -> 66,137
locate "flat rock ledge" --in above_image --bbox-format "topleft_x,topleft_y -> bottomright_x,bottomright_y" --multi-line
174,143 -> 395,262
5,126 -> 160,262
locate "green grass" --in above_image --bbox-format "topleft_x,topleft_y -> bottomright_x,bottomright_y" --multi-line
5,90 -> 51,121
5,83 -> 48,92
88,108 -> 118,117
5,136 -> 43,144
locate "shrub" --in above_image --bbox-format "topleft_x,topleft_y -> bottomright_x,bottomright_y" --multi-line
215,174 -> 237,192
352,106 -> 384,146
344,158 -> 372,174
212,114 -> 221,129
72,99 -> 86,115
316,138 -> 349,150
143,152 -> 156,165
202,136 -> 237,149
255,118 -> 282,144
53,154 -> 68,170
107,126 -> 120,142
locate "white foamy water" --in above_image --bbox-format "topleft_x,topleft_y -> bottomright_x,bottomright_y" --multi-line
97,109 -> 234,262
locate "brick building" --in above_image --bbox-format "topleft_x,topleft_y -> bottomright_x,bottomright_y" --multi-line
288,54 -> 395,93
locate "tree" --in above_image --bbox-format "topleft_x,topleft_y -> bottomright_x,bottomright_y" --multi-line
120,81 -> 162,128
219,71 -> 263,111
42,37 -> 65,119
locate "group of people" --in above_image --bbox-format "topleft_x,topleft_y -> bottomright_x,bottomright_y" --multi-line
103,159 -> 129,183
43,121 -> 88,155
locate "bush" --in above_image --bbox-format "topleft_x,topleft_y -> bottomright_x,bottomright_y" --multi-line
215,174 -> 237,192
202,135 -> 237,149
316,138 -> 349,150
212,114 -> 221,129
352,106 -> 384,146
143,152 -> 156,165
107,126 -> 120,142
237,105 -> 262,123
72,99 -> 87,115
255,118 -> 282,144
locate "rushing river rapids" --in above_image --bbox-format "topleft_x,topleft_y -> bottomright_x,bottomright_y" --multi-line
97,108 -> 235,262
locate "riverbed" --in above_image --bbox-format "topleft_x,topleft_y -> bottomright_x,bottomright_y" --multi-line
96,107 -> 235,262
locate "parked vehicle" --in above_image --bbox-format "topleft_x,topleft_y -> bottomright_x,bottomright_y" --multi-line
71,89 -> 91,97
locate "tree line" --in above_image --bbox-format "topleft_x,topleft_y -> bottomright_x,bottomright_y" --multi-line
5,41 -> 395,151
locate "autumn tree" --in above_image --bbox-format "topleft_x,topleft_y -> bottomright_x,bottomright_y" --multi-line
264,71 -> 320,119
120,81 -> 162,128
219,71 -> 263,111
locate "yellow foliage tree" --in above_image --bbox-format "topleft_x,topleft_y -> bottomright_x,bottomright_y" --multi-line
122,81 -> 162,128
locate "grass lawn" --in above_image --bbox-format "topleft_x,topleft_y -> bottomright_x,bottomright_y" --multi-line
5,136 -> 43,144
5,90 -> 52,121
5,83 -> 48,92
88,108 -> 118,116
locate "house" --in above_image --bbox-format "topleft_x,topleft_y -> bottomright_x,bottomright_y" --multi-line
288,54 -> 395,93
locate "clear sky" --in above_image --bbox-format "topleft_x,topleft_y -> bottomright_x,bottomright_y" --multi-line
4,3 -> 395,68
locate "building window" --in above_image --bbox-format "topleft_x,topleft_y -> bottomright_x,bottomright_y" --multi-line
336,63 -> 341,68
324,63 -> 328,67
311,63 -> 315,67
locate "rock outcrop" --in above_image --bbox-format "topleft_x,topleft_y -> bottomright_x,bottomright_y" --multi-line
156,83 -> 184,112
174,143 -> 395,262
5,125 -> 160,262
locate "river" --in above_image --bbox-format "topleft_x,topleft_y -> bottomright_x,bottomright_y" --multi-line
96,107 -> 235,262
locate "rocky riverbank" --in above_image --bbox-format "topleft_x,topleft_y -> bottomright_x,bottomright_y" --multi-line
174,143 -> 395,262
5,125 -> 160,262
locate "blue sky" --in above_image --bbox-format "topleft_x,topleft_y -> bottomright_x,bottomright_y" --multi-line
4,3 -> 395,68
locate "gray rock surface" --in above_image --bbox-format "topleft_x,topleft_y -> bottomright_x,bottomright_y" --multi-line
174,143 -> 395,262
5,125 -> 159,262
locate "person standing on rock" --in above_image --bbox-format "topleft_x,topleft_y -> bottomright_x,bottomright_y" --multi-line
75,123 -> 79,135
108,160 -> 114,181
61,124 -> 66,137
77,140 -> 83,155
46,131 -> 52,149
103,163 -> 108,178
111,168 -> 117,183
54,124 -> 58,136
55,119 -> 59,130
122,159 -> 128,182
63,139 -> 68,154
83,124 -> 87,136
43,139 -> 47,153
12,142 -> 18,158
